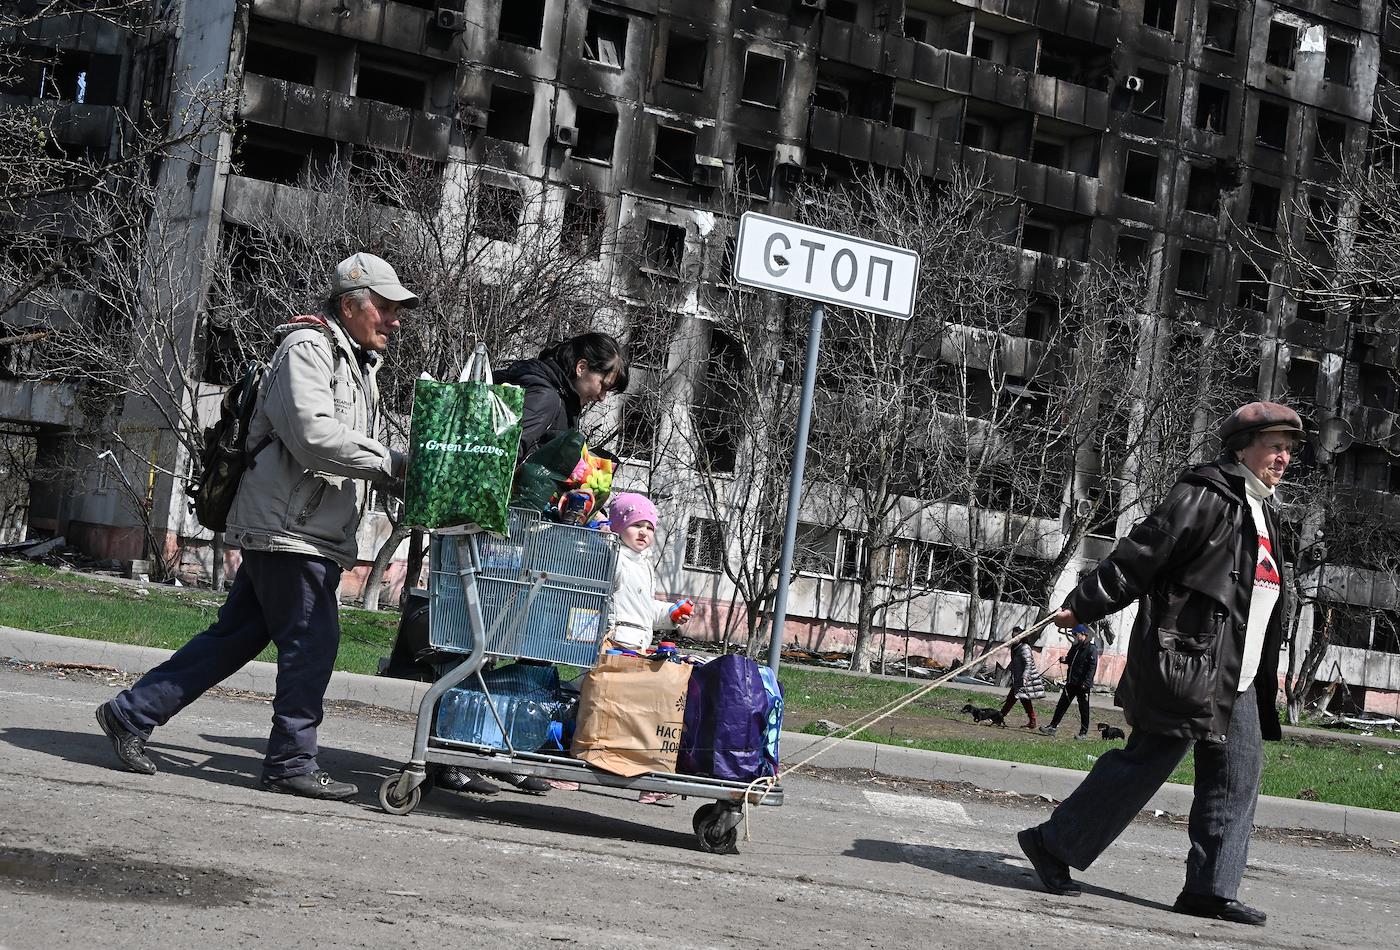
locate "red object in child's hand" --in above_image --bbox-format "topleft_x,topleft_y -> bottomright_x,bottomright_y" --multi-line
669,599 -> 694,624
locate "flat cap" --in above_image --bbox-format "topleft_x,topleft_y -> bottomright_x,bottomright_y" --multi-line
1218,401 -> 1305,443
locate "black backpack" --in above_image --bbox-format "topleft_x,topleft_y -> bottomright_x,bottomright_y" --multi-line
188,360 -> 275,532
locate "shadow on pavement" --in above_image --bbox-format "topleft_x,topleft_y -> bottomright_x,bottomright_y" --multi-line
846,838 -> 1032,889
844,837 -> 1177,914
1,725 -> 702,852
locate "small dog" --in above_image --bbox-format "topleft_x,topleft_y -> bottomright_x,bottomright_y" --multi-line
1097,723 -> 1126,741
961,704 -> 1007,727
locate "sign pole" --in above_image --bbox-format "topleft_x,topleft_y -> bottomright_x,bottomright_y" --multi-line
767,300 -> 825,672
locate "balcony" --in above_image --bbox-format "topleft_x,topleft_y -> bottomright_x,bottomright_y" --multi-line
239,73 -> 450,160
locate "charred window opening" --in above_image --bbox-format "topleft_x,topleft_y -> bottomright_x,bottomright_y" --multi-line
234,127 -> 336,185
735,142 -> 773,198
1185,165 -> 1222,215
903,14 -> 930,42
1255,100 -> 1289,150
474,183 -> 523,243
1307,187 -> 1339,236
1295,298 -> 1326,323
1195,84 -> 1229,134
486,85 -> 533,144
1265,22 -> 1297,70
1325,39 -> 1354,86
652,125 -> 696,182
573,106 -> 617,163
694,328 -> 745,474
1020,207 -> 1090,261
1315,116 -> 1346,160
1037,34 -> 1114,89
813,82 -> 850,114
617,387 -> 658,463
1122,151 -> 1158,201
499,0 -> 546,48
244,39 -> 317,85
1022,293 -> 1061,342
1247,182 -> 1281,231
826,1 -> 859,21
1176,248 -> 1212,297
1236,260 -> 1269,310
1142,0 -> 1177,33
349,149 -> 444,207
1117,233 -> 1150,268
741,51 -> 785,108
1286,357 -> 1319,405
642,220 -> 686,275
891,102 -> 917,131
561,195 -> 605,258
356,65 -> 427,111
663,31 -> 707,88
1360,363 -> 1399,412
1204,3 -> 1237,54
1031,136 -> 1067,169
1132,68 -> 1168,120
6,47 -> 123,105
583,10 -> 628,69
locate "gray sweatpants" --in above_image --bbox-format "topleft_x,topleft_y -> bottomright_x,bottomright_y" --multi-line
1038,686 -> 1264,899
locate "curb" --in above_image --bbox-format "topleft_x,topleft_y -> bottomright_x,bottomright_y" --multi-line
4,625 -> 1398,844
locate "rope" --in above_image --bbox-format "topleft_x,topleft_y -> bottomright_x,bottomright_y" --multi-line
733,613 -> 1060,841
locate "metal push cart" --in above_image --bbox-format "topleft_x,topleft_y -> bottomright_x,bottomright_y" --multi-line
376,508 -> 783,853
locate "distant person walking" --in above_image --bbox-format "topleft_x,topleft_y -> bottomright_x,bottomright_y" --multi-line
998,629 -> 1044,729
1018,402 -> 1302,927
96,253 -> 417,801
1039,624 -> 1099,739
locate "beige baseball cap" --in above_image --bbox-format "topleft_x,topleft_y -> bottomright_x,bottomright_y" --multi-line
331,252 -> 419,307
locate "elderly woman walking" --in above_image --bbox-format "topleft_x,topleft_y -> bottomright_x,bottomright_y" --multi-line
998,628 -> 1046,729
1017,402 -> 1303,928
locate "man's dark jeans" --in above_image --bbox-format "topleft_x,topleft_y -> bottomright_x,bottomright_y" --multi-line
1049,685 -> 1091,734
109,550 -> 342,780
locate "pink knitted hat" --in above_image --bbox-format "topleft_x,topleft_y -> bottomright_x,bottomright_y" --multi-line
609,492 -> 658,534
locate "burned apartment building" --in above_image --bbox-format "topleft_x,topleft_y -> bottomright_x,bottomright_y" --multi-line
2,0 -> 1399,712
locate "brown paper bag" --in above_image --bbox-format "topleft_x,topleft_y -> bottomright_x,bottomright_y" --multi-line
571,653 -> 693,777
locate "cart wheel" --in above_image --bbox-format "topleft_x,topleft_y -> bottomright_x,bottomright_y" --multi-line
378,773 -> 422,816
692,803 -> 740,855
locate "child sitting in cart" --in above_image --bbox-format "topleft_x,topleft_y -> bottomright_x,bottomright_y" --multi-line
605,492 -> 691,805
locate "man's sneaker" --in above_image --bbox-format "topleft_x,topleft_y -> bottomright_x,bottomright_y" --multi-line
438,766 -> 500,795
1073,731 -> 1092,741
261,770 -> 358,801
95,703 -> 156,775
501,773 -> 551,795
1016,826 -> 1082,896
1173,892 -> 1267,926
1037,725 -> 1058,736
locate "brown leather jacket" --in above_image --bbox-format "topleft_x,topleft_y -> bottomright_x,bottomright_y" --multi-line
1064,461 -> 1286,743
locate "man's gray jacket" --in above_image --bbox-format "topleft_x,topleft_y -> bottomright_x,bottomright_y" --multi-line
226,314 -> 401,570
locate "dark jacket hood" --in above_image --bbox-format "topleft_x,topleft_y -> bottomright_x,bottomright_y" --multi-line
498,356 -> 581,421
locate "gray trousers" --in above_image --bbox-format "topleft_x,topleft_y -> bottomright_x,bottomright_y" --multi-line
1038,686 -> 1263,899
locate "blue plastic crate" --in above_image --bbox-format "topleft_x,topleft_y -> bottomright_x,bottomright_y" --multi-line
427,510 -> 617,666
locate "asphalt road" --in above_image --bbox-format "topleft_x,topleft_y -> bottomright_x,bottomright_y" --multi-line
0,666 -> 1395,950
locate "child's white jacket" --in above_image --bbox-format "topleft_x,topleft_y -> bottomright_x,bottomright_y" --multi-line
609,545 -> 674,650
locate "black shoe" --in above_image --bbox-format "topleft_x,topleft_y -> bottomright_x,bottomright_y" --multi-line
501,773 -> 550,795
95,703 -> 157,775
438,766 -> 500,795
261,770 -> 358,801
1173,892 -> 1267,926
1017,827 -> 1082,896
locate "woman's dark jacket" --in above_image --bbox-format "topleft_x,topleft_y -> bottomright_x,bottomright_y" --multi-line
496,357 -> 580,457
1063,639 -> 1100,690
1064,462 -> 1286,743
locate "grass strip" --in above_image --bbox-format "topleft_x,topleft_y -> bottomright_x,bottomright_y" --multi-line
4,558 -> 1396,812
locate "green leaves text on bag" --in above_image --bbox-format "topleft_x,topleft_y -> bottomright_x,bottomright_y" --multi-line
403,378 -> 524,534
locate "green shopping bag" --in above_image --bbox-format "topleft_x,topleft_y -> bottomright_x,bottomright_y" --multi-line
403,347 -> 524,534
